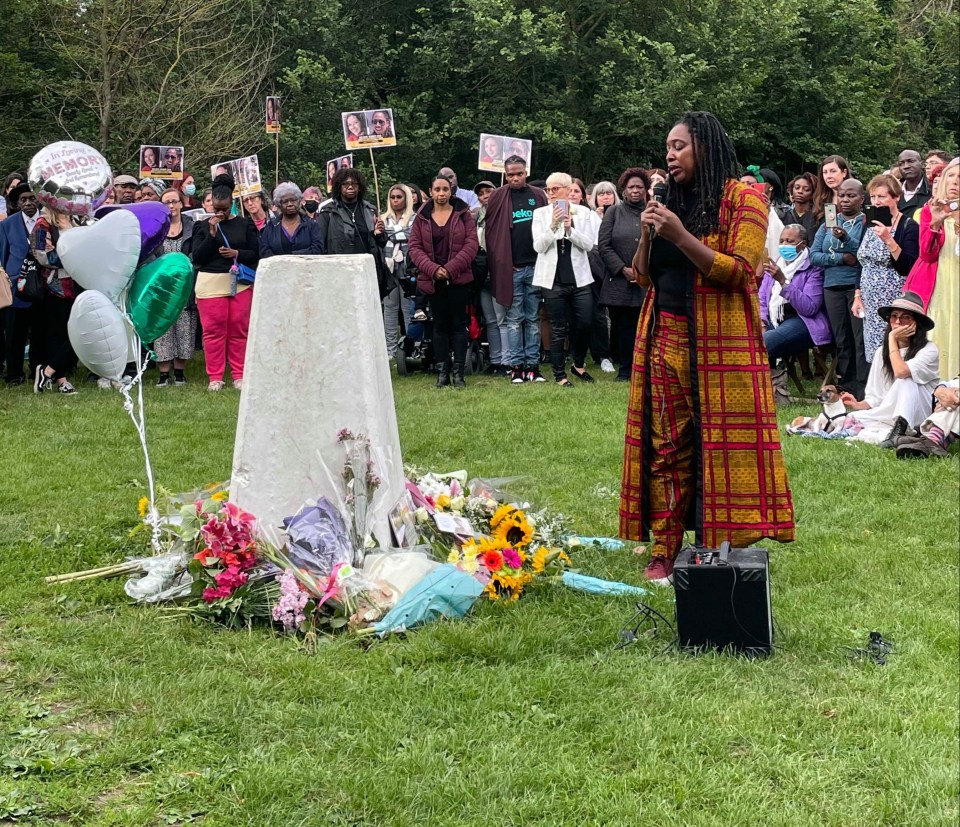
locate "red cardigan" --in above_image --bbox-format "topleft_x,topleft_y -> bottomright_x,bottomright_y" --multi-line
408,198 -> 478,294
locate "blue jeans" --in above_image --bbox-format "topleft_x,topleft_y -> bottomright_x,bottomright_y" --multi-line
503,266 -> 540,367
763,316 -> 813,365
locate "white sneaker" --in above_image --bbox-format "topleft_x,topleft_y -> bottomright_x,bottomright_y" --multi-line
232,379 -> 243,390
600,358 -> 615,374
208,381 -> 224,392
96,377 -> 113,390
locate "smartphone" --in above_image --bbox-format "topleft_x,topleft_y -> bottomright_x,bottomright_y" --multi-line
556,199 -> 568,218
864,205 -> 892,226
824,203 -> 838,229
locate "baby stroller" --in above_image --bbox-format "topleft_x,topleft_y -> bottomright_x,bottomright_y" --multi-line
394,261 -> 485,377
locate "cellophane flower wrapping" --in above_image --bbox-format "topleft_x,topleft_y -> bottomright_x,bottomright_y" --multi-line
282,497 -> 355,579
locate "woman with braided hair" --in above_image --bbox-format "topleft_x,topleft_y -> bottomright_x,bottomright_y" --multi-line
620,111 -> 795,586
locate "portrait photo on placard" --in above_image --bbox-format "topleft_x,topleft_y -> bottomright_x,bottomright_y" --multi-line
265,96 -> 281,134
342,108 -> 396,149
209,154 -> 262,198
139,145 -> 161,176
159,146 -> 184,179
503,136 -> 532,167
478,133 -> 504,172
325,154 -> 354,192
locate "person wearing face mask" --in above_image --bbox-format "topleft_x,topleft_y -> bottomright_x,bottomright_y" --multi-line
175,174 -> 198,208
809,178 -> 869,398
301,187 -> 323,221
759,225 -> 831,404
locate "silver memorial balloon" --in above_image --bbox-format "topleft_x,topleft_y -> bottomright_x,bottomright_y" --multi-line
28,141 -> 113,218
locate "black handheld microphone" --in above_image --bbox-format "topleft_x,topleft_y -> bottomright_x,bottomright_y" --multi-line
649,181 -> 668,244
646,182 -> 670,279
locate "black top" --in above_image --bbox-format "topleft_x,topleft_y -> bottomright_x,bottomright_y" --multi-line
783,206 -> 819,245
431,218 -> 451,266
191,216 -> 260,273
338,200 -> 371,254
509,187 -> 537,267
649,191 -> 699,317
649,235 -> 690,316
554,239 -> 575,285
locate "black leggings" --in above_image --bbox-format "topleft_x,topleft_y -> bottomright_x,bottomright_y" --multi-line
429,281 -> 469,366
542,282 -> 594,380
608,305 -> 641,380
37,298 -> 77,379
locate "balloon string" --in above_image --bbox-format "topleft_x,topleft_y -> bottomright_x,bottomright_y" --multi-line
119,339 -> 161,553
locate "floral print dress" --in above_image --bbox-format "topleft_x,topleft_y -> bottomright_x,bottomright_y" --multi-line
858,227 -> 906,363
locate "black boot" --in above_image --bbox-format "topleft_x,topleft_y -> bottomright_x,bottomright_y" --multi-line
452,363 -> 466,388
879,415 -> 909,449
436,362 -> 451,388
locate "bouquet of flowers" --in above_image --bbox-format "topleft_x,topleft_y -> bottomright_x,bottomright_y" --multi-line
404,469 -> 577,601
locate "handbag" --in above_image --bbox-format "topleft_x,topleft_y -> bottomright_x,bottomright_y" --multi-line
218,224 -> 256,284
15,255 -> 45,303
0,266 -> 12,309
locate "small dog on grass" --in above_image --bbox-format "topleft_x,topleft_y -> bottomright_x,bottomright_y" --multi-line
789,383 -> 848,434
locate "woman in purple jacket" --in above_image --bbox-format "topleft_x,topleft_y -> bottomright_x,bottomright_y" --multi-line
408,176 -> 478,388
759,224 -> 832,403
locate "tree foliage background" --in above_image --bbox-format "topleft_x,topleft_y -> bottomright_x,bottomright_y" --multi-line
1,0 -> 956,199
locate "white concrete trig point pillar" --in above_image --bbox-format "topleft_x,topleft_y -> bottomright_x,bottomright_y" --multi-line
229,254 -> 404,546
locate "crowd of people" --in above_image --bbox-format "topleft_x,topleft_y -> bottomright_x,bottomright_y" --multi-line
1,128 -> 957,425
0,111 -> 955,583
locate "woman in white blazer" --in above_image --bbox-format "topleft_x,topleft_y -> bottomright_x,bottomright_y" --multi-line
532,172 -> 597,386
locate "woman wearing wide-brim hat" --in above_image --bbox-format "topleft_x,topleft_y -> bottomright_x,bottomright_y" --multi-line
839,290 -> 941,445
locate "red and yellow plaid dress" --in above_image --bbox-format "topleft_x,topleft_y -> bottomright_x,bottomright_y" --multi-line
619,180 -> 795,549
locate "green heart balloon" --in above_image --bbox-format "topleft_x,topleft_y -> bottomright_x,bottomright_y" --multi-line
126,252 -> 194,342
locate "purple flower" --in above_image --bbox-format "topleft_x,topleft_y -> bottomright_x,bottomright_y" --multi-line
273,569 -> 308,630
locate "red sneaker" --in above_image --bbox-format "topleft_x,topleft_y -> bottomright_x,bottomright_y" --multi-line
643,555 -> 675,586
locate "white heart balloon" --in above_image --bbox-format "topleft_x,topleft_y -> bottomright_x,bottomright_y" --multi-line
58,210 -> 141,302
67,290 -> 130,380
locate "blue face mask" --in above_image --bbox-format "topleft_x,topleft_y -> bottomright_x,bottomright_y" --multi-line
184,183 -> 196,197
778,244 -> 800,262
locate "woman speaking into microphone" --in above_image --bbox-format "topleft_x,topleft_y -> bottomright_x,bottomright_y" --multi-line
619,111 -> 795,586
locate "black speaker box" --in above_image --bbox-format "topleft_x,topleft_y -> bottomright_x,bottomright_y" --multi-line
673,542 -> 773,656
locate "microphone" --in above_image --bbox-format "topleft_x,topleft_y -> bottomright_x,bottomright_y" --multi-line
646,182 -> 670,277
649,181 -> 668,244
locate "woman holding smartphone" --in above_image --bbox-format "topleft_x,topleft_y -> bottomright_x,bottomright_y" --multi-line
854,174 -> 919,366
532,172 -> 597,386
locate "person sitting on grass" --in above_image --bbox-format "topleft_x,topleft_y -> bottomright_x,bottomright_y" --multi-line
894,378 -> 958,459
839,291 -> 940,446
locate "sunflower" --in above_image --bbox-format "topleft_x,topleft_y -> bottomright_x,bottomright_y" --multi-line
490,504 -> 518,529
492,512 -> 534,549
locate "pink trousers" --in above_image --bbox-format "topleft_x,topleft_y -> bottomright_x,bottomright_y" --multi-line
196,289 -> 253,382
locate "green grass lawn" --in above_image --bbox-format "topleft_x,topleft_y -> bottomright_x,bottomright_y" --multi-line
0,362 -> 957,826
